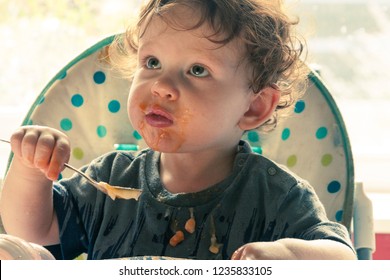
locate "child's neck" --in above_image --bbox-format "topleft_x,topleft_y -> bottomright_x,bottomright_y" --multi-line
159,149 -> 237,194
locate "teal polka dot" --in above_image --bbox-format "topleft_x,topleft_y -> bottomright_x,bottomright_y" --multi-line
57,173 -> 63,181
93,71 -> 106,84
60,118 -> 72,131
294,100 -> 305,113
281,128 -> 290,141
327,180 -> 341,193
97,125 -> 107,138
248,131 -> 260,142
58,71 -> 67,80
252,146 -> 263,154
108,100 -> 121,113
71,94 -> 84,107
316,127 -> 328,139
26,119 -> 33,125
38,97 -> 45,105
133,130 -> 143,140
335,210 -> 343,222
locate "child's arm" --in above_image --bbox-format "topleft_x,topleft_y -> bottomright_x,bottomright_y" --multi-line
231,239 -> 356,260
0,126 -> 70,246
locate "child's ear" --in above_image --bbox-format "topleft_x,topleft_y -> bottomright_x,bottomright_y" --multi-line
238,86 -> 280,131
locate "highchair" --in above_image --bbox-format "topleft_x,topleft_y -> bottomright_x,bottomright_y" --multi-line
2,35 -> 375,260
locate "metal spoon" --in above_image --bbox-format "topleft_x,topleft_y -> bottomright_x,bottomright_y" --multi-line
0,138 -> 141,200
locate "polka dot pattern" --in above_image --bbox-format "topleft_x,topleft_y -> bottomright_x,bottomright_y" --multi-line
97,125 -> 107,138
327,180 -> 341,193
60,118 -> 72,131
316,127 -> 328,139
71,94 -> 84,107
247,131 -> 260,142
281,128 -> 290,141
133,130 -> 142,140
108,100 -> 121,113
93,71 -> 106,84
73,147 -> 84,160
321,154 -> 333,166
294,100 -> 305,113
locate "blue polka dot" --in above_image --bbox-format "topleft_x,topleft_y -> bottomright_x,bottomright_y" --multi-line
108,100 -> 121,113
327,180 -> 341,193
71,94 -> 84,107
316,127 -> 328,139
133,130 -> 142,140
60,118 -> 72,131
97,125 -> 107,138
335,210 -> 343,222
281,128 -> 290,141
294,100 -> 305,113
93,71 -> 106,84
248,131 -> 260,142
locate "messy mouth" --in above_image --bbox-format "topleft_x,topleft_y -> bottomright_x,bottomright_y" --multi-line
145,107 -> 174,127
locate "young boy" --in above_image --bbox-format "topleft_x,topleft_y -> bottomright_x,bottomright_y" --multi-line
0,0 -> 356,260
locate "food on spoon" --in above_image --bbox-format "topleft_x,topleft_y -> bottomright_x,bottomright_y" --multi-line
97,182 -> 142,201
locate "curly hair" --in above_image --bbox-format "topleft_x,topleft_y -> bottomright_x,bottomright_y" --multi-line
109,0 -> 308,132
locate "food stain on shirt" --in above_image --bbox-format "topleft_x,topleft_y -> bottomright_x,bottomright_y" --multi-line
184,208 -> 196,233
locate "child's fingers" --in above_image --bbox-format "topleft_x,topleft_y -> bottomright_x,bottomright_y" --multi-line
20,130 -> 40,167
34,133 -> 56,170
46,137 -> 71,181
231,246 -> 244,260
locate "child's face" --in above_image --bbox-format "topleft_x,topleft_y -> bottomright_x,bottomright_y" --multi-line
128,5 -> 255,153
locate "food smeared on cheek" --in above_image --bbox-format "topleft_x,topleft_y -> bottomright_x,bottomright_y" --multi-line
138,103 -> 192,151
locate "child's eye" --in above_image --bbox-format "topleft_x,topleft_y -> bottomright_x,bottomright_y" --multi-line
189,65 -> 209,77
145,57 -> 161,69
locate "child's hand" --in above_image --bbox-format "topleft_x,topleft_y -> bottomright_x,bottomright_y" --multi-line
231,241 -> 295,260
10,126 -> 71,181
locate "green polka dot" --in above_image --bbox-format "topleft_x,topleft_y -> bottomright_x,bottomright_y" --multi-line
316,127 -> 328,139
287,155 -> 297,167
73,147 -> 84,160
294,100 -> 305,113
97,125 -> 107,138
108,100 -> 121,113
71,94 -> 84,107
321,154 -> 333,166
133,130 -> 143,140
247,131 -> 260,142
281,128 -> 290,141
60,118 -> 72,131
93,71 -> 106,84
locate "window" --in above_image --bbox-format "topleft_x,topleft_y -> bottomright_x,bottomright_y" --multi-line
290,0 -> 390,195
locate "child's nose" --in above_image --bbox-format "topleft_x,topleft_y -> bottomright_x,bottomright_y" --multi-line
151,79 -> 179,101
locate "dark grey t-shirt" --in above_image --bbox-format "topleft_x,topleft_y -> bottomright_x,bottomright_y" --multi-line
52,141 -> 353,259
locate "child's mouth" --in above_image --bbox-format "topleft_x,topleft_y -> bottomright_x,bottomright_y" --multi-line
145,107 -> 174,128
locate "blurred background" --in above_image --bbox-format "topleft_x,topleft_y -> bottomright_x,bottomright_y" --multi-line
0,0 -> 389,258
